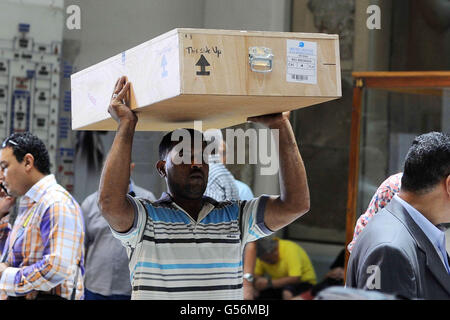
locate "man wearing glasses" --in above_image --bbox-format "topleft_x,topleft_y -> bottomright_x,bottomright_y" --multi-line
0,132 -> 84,300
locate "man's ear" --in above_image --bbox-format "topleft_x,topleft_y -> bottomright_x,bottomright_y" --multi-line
156,160 -> 166,178
23,153 -> 34,172
446,175 -> 450,198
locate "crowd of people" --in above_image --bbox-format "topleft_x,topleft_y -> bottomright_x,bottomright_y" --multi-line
0,76 -> 447,300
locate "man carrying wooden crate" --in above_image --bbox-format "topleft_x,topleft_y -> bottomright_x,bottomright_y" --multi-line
97,76 -> 311,300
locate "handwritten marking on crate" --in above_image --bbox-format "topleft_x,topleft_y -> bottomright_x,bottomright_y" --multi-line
185,46 -> 222,58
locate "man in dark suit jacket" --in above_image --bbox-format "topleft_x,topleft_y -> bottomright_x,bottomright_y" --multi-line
346,132 -> 450,299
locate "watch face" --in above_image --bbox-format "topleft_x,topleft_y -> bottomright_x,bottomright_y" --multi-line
243,273 -> 254,282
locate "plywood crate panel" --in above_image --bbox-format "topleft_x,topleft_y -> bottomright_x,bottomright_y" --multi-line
71,28 -> 341,131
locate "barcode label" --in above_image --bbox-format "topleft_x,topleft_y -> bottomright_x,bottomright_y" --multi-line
290,74 -> 308,81
286,40 -> 317,84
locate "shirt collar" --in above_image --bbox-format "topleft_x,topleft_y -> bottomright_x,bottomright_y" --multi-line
157,192 -> 219,207
394,195 -> 446,250
157,192 -> 217,222
23,174 -> 57,203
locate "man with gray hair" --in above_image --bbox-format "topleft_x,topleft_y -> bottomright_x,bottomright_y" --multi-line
253,237 -> 316,300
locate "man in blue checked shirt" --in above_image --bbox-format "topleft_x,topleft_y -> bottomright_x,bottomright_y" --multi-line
98,76 -> 310,300
0,132 -> 84,300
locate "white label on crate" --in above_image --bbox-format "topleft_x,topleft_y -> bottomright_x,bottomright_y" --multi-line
286,40 -> 317,84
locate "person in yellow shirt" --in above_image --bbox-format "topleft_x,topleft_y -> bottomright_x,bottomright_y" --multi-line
254,237 -> 316,300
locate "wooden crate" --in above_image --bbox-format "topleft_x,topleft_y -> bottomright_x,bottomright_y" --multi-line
71,28 -> 341,131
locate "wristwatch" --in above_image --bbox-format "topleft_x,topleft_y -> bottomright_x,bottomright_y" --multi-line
243,273 -> 254,283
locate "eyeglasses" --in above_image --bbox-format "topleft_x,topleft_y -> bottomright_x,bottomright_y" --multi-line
1,139 -> 19,149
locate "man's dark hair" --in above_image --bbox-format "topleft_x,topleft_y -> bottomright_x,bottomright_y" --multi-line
1,132 -> 51,175
401,132 -> 450,194
158,128 -> 205,160
256,237 -> 278,258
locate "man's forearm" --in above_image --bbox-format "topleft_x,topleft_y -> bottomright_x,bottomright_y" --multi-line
0,256 -> 69,296
265,119 -> 310,230
277,120 -> 309,206
98,119 -> 136,231
272,276 -> 301,289
243,242 -> 257,274
254,275 -> 300,290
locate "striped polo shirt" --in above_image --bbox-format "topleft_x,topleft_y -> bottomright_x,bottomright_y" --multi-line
111,192 -> 272,300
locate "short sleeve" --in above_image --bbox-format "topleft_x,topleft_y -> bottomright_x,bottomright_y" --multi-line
109,194 -> 147,250
239,195 -> 274,245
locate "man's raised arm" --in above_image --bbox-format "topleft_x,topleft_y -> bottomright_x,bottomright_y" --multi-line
98,76 -> 136,232
248,112 -> 310,231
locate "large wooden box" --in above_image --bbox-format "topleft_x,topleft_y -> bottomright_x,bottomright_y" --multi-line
71,28 -> 341,131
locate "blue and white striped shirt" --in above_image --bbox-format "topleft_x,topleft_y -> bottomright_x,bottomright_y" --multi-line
111,192 -> 273,299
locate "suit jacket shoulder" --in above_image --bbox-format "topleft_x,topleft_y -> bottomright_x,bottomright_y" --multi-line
347,196 -> 450,299
346,204 -> 418,298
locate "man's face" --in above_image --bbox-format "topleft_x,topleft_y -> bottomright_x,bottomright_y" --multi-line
164,142 -> 209,200
260,246 -> 279,265
0,147 -> 28,197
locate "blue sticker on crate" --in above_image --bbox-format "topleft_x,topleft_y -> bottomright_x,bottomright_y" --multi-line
161,55 -> 168,78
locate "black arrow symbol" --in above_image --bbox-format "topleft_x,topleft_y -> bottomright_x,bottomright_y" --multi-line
196,54 -> 210,76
